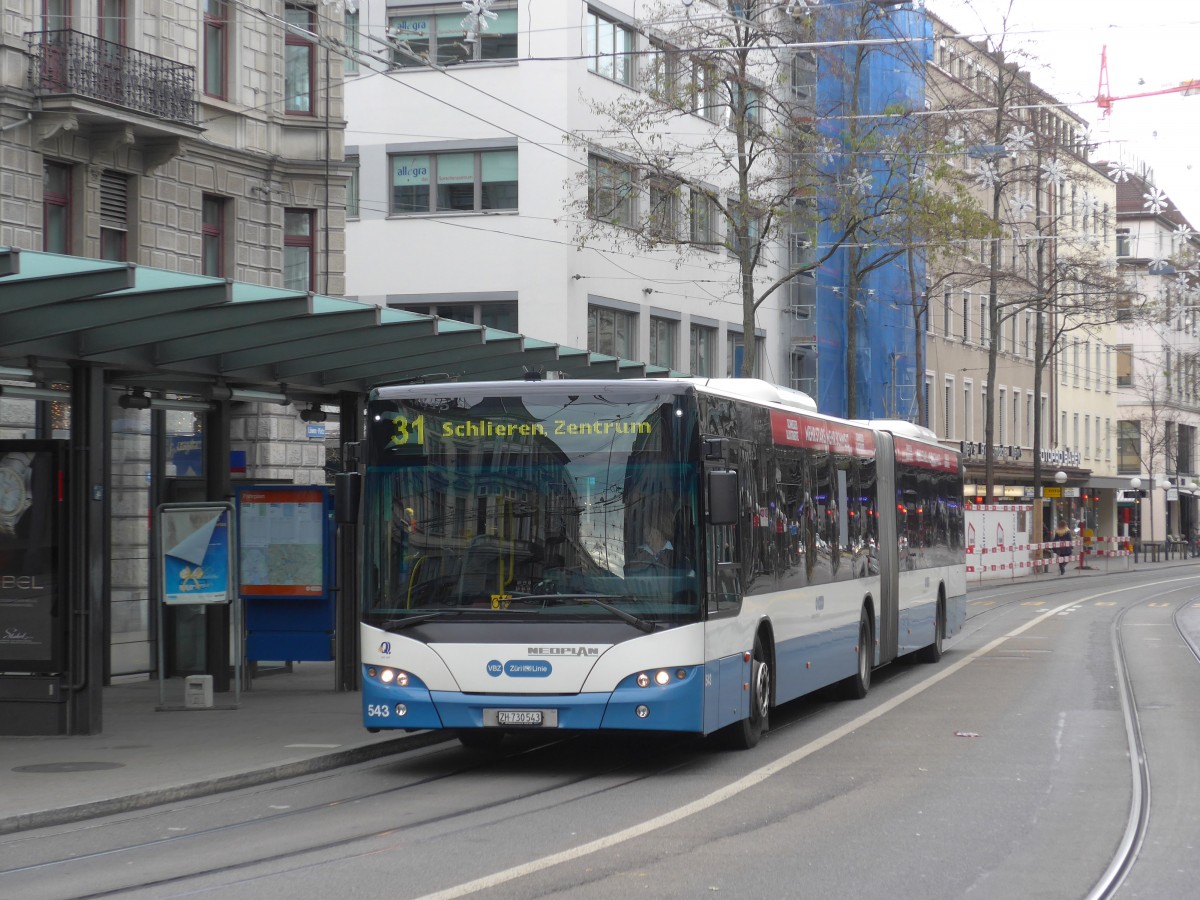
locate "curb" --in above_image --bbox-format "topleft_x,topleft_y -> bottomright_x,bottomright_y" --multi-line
0,730 -> 450,835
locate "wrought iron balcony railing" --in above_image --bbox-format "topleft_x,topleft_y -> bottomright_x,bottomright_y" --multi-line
26,30 -> 197,126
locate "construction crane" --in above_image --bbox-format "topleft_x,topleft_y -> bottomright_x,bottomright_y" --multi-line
1097,45 -> 1200,116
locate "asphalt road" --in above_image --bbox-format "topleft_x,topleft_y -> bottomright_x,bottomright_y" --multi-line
3,568 -> 1199,900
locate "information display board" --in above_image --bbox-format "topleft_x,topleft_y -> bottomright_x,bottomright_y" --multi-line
236,486 -> 330,599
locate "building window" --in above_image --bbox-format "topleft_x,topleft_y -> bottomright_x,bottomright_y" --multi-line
943,378 -> 953,439
726,83 -> 761,130
942,288 -> 952,338
650,317 -> 677,369
726,202 -> 761,261
1116,344 -> 1133,387
203,0 -> 227,98
99,169 -> 128,261
284,4 -> 315,115
727,332 -> 763,378
389,5 -> 518,67
201,194 -> 226,277
587,154 -> 634,227
963,381 -> 973,442
283,208 -> 315,292
647,178 -> 680,242
690,323 -> 715,376
585,7 -> 634,86
99,0 -> 125,46
961,289 -> 971,342
391,149 -> 518,214
39,0 -> 71,32
1117,420 -> 1140,474
649,40 -> 682,102
346,157 -> 359,218
344,8 -> 359,74
43,161 -> 71,253
690,189 -> 719,249
693,61 -> 722,122
588,305 -> 635,358
1116,227 -> 1131,257
923,373 -> 933,431
394,300 -> 518,332
998,388 -> 1006,444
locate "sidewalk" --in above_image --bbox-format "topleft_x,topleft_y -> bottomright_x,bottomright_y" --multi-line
0,662 -> 441,835
4,559 -> 1200,835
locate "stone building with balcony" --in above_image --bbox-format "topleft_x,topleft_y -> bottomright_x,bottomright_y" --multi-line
0,1 -> 352,676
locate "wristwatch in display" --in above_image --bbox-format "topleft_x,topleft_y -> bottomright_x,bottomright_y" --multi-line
0,450 -> 35,537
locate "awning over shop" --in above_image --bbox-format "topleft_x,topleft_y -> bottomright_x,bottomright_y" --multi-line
0,248 -> 679,398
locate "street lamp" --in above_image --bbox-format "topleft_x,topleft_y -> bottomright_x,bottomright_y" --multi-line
1054,471 -> 1067,484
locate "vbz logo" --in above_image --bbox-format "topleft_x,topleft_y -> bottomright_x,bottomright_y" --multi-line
486,659 -> 504,677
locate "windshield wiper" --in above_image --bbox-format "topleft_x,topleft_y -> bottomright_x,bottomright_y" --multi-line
380,609 -> 474,630
537,593 -> 657,634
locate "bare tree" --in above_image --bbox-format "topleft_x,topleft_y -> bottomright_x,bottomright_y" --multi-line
564,1 -> 941,388
927,13 -> 1126,506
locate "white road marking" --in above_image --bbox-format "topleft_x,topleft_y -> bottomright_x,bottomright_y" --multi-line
416,576 -> 1200,900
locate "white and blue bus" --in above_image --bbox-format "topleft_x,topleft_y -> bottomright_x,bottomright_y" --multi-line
355,378 -> 965,749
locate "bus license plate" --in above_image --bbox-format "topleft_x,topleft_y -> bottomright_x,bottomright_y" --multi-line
497,710 -> 544,726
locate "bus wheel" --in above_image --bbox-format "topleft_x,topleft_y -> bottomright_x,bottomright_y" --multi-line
457,729 -> 505,751
916,597 -> 945,664
842,609 -> 873,700
725,635 -> 770,750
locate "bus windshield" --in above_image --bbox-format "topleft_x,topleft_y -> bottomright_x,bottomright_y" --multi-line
362,387 -> 701,628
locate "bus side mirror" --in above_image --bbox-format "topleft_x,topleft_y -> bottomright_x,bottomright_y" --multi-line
334,472 -> 361,524
707,470 -> 738,525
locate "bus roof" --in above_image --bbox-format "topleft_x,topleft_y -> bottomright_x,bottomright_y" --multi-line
371,377 -> 817,412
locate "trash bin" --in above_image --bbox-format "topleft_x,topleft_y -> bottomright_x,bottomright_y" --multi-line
184,674 -> 214,709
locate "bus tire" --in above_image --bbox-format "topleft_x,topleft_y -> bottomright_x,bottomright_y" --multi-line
724,635 -> 770,750
842,608 -> 873,700
457,729 -> 505,751
916,596 -> 945,664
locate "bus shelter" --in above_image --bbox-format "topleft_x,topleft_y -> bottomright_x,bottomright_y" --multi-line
0,247 -> 675,735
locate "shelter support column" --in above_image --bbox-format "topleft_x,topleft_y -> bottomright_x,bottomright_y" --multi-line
335,390 -> 362,692
67,364 -> 109,735
204,399 -> 232,693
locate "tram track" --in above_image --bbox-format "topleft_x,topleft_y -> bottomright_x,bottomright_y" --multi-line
7,572 -> 1200,900
1085,591 -> 1200,900
0,731 -> 705,900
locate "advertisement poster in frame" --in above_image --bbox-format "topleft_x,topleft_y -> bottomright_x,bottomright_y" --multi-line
0,441 -> 67,673
157,503 -> 235,605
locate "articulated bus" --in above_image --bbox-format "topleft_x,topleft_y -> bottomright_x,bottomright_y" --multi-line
353,378 -> 965,749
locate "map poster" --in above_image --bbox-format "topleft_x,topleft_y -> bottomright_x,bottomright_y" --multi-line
236,486 -> 329,598
158,503 -> 234,605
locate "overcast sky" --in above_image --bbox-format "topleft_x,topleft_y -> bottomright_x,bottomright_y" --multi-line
926,0 -> 1200,225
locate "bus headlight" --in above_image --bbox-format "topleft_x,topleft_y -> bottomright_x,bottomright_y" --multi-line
377,668 -> 410,686
636,670 -> 672,688
635,705 -> 650,718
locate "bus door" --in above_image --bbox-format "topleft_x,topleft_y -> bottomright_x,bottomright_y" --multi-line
873,431 -> 900,665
